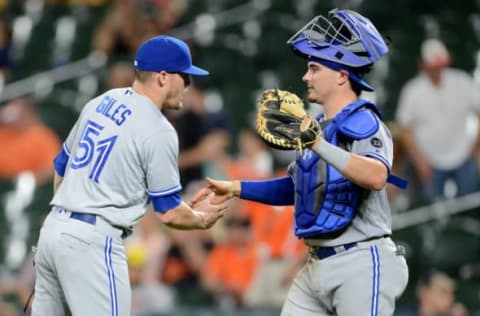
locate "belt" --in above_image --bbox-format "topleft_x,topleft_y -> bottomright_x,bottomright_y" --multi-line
310,242 -> 357,260
69,211 -> 129,239
70,212 -> 97,225
310,235 -> 390,260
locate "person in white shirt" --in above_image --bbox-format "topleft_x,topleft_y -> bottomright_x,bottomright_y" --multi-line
395,38 -> 480,202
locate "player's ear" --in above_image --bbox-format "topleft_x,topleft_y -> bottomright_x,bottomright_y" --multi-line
156,71 -> 168,87
338,70 -> 350,87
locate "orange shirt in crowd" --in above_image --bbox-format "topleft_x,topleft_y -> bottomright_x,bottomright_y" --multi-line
0,124 -> 61,182
265,205 -> 306,258
203,244 -> 258,300
227,163 -> 306,259
239,201 -> 306,258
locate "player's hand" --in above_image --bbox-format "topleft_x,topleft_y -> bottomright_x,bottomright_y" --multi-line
189,187 -> 213,208
194,192 -> 228,228
190,177 -> 237,206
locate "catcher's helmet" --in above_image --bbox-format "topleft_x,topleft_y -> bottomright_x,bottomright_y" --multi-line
287,9 -> 388,68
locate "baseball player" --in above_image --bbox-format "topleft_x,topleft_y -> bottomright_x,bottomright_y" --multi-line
192,9 -> 409,316
31,35 -> 228,316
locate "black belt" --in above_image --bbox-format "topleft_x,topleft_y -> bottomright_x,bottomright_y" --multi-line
70,211 -> 130,239
310,235 -> 390,260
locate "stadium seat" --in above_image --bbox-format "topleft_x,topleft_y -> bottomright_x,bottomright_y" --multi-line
430,218 -> 480,276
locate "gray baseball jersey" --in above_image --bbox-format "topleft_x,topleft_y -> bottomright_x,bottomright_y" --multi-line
51,87 -> 181,227
32,87 -> 182,316
282,119 -> 408,316
303,120 -> 394,247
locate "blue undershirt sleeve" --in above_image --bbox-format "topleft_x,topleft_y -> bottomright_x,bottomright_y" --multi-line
150,191 -> 182,213
53,144 -> 70,177
240,176 -> 294,205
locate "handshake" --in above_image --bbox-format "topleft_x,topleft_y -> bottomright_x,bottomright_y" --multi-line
188,178 -> 239,229
187,88 -> 320,229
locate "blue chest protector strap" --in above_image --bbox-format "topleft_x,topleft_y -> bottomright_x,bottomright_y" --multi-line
387,174 -> 408,189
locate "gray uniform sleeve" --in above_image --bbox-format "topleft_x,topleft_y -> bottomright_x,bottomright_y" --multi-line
350,122 -> 393,171
64,119 -> 81,155
142,130 -> 182,197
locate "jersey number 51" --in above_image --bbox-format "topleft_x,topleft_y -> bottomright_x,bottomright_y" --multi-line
70,120 -> 118,183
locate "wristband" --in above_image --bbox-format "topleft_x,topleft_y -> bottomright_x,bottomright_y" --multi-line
312,139 -> 350,172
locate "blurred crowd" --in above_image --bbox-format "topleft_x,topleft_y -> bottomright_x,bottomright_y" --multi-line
0,0 -> 479,315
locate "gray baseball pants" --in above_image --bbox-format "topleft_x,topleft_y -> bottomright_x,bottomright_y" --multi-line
31,207 -> 131,316
281,237 -> 409,316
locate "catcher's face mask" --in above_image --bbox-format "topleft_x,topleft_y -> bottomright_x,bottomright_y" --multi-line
287,9 -> 388,68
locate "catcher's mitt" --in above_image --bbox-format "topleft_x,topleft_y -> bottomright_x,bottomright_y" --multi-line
256,89 -> 321,151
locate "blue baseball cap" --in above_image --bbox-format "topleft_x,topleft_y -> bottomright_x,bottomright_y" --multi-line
134,35 -> 209,76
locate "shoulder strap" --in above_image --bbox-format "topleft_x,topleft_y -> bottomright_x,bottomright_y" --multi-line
387,174 -> 408,189
321,99 -> 381,141
339,109 -> 379,140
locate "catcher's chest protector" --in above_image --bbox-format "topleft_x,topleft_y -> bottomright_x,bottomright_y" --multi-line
293,99 -> 380,238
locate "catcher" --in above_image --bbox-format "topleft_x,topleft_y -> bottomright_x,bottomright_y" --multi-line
192,9 -> 409,316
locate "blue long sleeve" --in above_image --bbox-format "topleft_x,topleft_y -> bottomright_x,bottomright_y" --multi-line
240,176 -> 295,205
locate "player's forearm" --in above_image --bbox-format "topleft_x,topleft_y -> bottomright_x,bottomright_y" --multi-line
156,202 -> 207,230
343,154 -> 388,190
239,177 -> 295,205
312,138 -> 387,190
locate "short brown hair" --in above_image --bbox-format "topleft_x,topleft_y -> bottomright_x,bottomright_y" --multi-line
134,69 -> 156,83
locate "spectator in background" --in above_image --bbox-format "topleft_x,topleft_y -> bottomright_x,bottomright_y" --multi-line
150,0 -> 188,34
0,16 -> 12,81
127,240 -> 175,315
91,0 -> 143,59
225,130 -> 306,252
395,38 -> 480,203
160,207 -> 216,306
210,128 -> 307,308
0,98 -> 60,272
136,0 -> 188,43
156,84 -> 230,307
125,208 -> 170,286
106,61 -> 135,89
416,271 -> 468,316
0,252 -> 36,313
91,0 -> 188,61
64,0 -> 109,6
0,97 -> 61,186
243,202 -> 308,309
165,85 -> 231,190
225,128 -> 274,180
201,204 -> 259,309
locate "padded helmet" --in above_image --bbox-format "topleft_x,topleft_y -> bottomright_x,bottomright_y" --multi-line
287,9 -> 388,68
